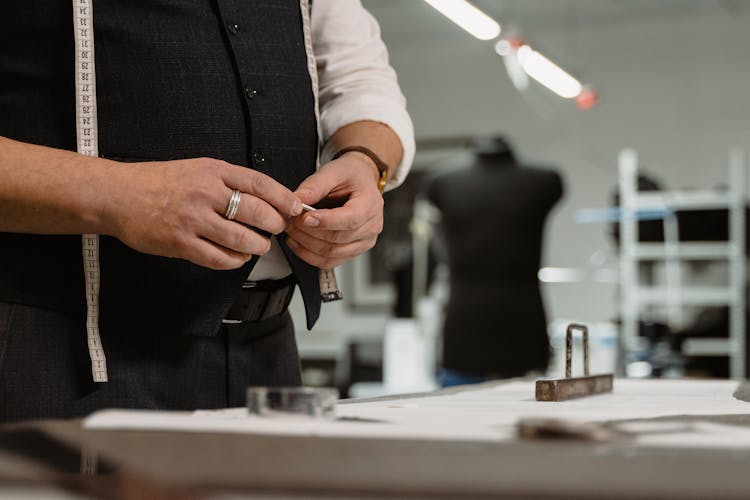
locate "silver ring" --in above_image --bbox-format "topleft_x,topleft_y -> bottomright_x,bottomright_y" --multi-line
224,189 -> 242,220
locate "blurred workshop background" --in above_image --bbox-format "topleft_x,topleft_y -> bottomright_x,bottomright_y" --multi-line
290,0 -> 750,396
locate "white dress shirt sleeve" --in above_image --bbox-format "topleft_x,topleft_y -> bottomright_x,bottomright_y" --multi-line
311,0 -> 415,191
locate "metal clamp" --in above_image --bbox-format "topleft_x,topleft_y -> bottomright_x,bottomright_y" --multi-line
535,323 -> 614,401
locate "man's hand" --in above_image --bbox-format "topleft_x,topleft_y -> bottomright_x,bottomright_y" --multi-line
286,152 -> 384,269
111,158 -> 302,270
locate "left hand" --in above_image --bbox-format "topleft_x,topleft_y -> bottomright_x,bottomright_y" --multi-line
286,152 -> 384,269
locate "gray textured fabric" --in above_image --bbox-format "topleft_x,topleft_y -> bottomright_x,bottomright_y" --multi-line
0,303 -> 301,422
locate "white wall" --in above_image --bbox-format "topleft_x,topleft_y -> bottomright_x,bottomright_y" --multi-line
295,3 -> 750,356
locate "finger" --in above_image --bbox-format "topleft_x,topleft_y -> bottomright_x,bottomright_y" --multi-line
229,192 -> 287,235
294,167 -> 340,206
286,237 -> 373,270
222,165 -> 302,217
200,213 -> 272,256
297,193 -> 382,232
286,231 -> 376,262
183,237 -> 253,270
286,216 -> 382,246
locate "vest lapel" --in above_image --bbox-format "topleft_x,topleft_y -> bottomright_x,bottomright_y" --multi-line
277,234 -> 321,329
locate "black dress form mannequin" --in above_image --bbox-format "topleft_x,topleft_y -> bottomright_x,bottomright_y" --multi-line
427,137 -> 563,382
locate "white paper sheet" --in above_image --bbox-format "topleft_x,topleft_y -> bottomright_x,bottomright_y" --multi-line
84,379 -> 750,448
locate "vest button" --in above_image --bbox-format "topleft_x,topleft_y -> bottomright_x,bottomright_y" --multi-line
227,23 -> 239,35
253,152 -> 266,165
244,86 -> 257,100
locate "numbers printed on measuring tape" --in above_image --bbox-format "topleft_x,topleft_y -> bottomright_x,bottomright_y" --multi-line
73,0 -> 108,382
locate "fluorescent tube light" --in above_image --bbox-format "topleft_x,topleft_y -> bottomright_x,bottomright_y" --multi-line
516,45 -> 583,98
538,267 -> 585,283
424,0 -> 501,41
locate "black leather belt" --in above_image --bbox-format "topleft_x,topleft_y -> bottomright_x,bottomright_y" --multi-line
224,275 -> 297,323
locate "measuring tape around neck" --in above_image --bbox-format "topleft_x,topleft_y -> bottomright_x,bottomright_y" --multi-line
73,0 -> 108,382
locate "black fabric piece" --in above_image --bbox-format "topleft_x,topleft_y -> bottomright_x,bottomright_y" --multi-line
279,233 -> 321,329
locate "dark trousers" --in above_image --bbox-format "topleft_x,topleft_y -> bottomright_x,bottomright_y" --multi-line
0,302 -> 301,422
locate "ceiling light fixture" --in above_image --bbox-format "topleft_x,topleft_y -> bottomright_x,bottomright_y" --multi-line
423,0 -> 501,41
516,45 -> 583,99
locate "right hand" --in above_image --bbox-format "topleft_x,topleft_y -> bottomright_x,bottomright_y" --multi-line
107,157 -> 302,270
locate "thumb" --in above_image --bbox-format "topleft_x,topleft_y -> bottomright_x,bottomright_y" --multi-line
295,169 -> 333,205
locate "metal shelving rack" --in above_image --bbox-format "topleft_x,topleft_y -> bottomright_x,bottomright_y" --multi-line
619,148 -> 747,378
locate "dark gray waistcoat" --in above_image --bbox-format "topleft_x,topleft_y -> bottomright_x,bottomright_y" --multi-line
0,0 -> 322,334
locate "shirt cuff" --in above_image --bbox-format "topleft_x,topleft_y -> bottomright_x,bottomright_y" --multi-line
319,96 -> 415,192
